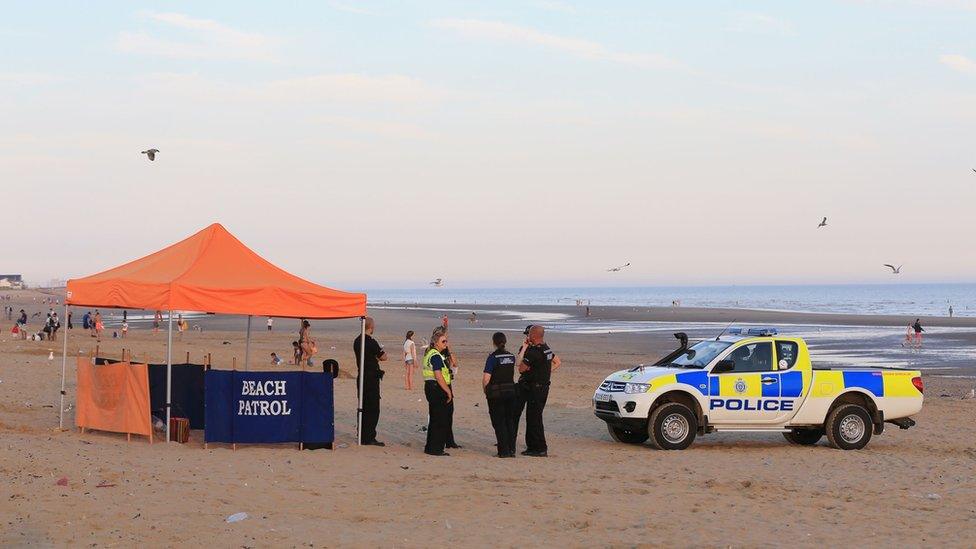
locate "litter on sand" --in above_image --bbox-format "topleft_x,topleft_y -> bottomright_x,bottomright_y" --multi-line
226,512 -> 248,523
55,477 -> 68,486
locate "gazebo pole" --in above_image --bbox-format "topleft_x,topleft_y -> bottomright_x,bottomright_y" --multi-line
357,316 -> 366,446
58,302 -> 69,430
166,310 -> 173,443
244,315 -> 252,371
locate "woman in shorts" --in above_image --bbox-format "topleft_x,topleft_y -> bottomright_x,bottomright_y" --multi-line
403,330 -> 417,390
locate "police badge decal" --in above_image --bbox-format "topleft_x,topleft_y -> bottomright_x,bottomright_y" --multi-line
734,378 -> 747,394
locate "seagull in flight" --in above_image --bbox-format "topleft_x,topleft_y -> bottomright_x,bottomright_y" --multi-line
817,217 -> 827,228
607,262 -> 631,272
141,148 -> 159,161
884,264 -> 903,274
429,278 -> 444,287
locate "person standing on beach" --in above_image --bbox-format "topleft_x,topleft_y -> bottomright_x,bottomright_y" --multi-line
949,305 -> 954,318
435,322 -> 461,449
403,331 -> 418,390
354,317 -> 386,446
267,317 -> 274,332
93,310 -> 103,341
299,319 -> 317,366
483,332 -> 518,458
153,310 -> 162,334
82,311 -> 90,331
913,318 -> 924,347
67,310 -> 72,330
515,324 -> 561,457
120,320 -> 128,339
423,328 -> 453,456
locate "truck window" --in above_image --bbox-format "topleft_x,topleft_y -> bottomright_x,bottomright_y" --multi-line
775,341 -> 799,370
725,342 -> 773,373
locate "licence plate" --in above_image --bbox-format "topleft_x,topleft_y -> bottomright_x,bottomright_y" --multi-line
594,393 -> 611,402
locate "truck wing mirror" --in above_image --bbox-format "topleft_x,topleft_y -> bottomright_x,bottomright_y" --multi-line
712,359 -> 735,373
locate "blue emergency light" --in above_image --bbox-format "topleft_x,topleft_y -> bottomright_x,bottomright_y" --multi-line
727,327 -> 778,336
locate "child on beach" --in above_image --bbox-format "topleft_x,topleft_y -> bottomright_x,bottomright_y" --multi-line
271,352 -> 283,365
120,321 -> 128,339
292,341 -> 302,365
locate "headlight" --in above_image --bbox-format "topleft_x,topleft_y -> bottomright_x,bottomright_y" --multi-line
624,383 -> 650,394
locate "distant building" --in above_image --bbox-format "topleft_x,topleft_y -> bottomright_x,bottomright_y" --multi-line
0,274 -> 24,289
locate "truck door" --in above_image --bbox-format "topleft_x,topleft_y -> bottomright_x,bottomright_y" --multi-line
707,341 -> 792,424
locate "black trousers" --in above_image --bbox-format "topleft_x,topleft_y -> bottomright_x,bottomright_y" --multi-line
487,395 -> 517,456
359,379 -> 381,443
445,383 -> 457,447
516,382 -> 550,452
425,381 -> 450,454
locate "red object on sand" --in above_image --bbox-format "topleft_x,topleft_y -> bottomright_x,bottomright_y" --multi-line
55,476 -> 68,486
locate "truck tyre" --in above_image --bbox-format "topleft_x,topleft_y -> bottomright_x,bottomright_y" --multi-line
825,404 -> 873,450
607,424 -> 649,444
648,402 -> 698,450
783,428 -> 823,446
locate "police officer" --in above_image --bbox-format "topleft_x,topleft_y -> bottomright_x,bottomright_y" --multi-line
353,317 -> 387,446
515,324 -> 561,457
483,332 -> 518,458
423,328 -> 453,456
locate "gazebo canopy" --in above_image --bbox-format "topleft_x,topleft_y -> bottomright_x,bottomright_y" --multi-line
66,223 -> 366,319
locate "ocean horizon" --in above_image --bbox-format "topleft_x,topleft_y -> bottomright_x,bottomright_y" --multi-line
365,283 -> 975,317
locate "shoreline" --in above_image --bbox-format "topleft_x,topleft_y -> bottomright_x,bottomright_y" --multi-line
369,302 -> 976,328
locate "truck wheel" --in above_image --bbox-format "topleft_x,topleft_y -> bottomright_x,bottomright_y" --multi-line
607,424 -> 649,444
825,404 -> 873,450
783,428 -> 824,446
648,402 -> 698,450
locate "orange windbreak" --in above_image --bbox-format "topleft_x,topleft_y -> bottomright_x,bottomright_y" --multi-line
75,358 -> 152,437
66,223 -> 366,319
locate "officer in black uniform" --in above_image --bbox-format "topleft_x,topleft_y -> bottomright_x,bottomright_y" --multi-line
353,317 -> 387,446
515,324 -> 561,457
435,325 -> 461,449
483,332 -> 518,457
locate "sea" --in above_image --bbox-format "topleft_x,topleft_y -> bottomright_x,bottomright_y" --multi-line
366,283 -> 974,317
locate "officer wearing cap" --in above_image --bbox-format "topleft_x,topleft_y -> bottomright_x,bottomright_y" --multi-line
483,332 -> 518,458
515,324 -> 561,457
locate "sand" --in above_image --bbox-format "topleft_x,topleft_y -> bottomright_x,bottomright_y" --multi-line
2,289 -> 975,547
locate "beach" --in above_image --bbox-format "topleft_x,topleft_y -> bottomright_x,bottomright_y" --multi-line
2,289 -> 975,547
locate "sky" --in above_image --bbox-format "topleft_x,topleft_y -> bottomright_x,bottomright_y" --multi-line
2,0 -> 975,289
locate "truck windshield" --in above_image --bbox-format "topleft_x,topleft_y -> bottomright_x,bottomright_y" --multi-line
668,340 -> 732,369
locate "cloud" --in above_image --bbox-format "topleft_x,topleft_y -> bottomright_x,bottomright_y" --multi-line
728,13 -> 795,36
138,72 -> 442,105
0,72 -> 65,85
534,1 -> 577,14
117,12 -> 273,61
431,18 -> 678,70
939,54 -> 976,74
327,1 -> 377,15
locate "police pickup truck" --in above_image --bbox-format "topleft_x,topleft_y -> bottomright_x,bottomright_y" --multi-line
593,328 -> 923,450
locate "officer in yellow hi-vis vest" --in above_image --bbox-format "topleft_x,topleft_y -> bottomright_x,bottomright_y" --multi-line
423,328 -> 453,456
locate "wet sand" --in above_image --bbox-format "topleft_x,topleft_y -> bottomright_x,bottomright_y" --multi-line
2,289 -> 975,546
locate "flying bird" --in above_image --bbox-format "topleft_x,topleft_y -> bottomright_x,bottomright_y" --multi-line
429,278 -> 444,287
141,148 -> 159,161
817,217 -> 827,228
607,262 -> 631,272
884,264 -> 903,274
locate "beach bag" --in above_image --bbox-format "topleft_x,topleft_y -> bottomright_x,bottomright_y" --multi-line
169,417 -> 190,443
11,324 -> 18,334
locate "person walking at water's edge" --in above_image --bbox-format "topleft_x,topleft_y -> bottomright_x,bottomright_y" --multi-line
403,330 -> 418,390
354,317 -> 387,446
484,332 -> 518,458
912,318 -> 924,347
423,328 -> 453,456
515,324 -> 561,457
